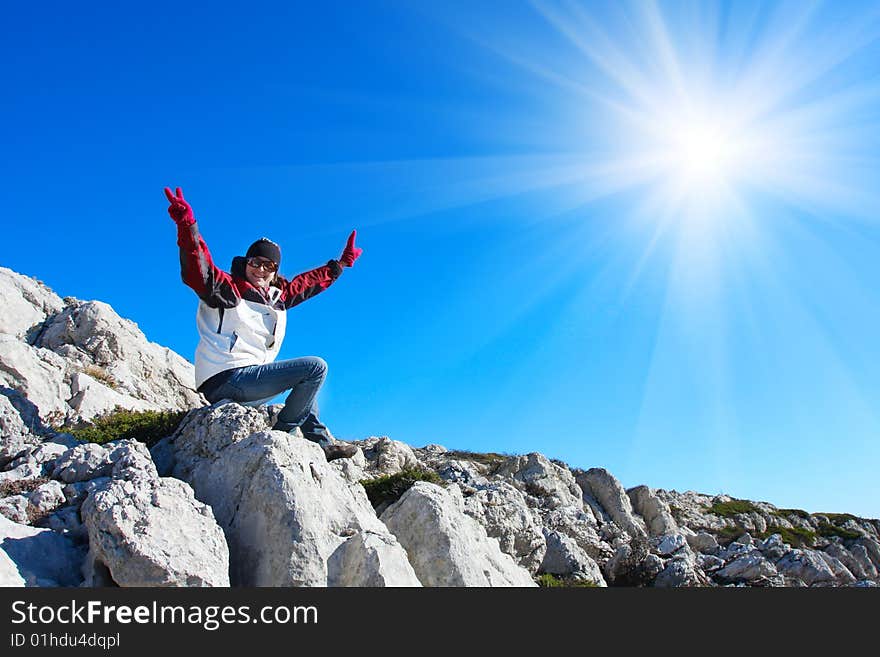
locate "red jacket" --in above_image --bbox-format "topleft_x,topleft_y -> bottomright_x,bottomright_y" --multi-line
176,220 -> 342,388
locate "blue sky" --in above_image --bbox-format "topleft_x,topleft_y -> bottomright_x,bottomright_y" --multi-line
2,1 -> 880,518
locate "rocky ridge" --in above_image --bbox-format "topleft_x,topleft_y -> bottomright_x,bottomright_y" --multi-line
1,267 -> 878,588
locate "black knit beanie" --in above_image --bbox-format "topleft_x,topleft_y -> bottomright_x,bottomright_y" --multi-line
246,238 -> 281,267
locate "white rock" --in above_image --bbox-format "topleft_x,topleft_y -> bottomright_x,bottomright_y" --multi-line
171,404 -> 415,587
330,452 -> 367,485
0,267 -> 64,340
52,443 -> 116,483
540,530 -> 607,586
381,482 -> 536,587
628,485 -> 679,536
0,495 -> 29,523
655,533 -> 688,556
0,337 -> 70,423
81,476 -> 229,587
696,553 -> 725,572
823,543 -> 871,580
495,453 -> 584,510
654,556 -> 703,588
776,549 -> 837,586
687,531 -> 720,554
0,514 -> 84,586
603,538 -> 655,586
462,481 -> 547,572
28,480 -> 66,515
63,477 -> 111,506
758,533 -> 791,560
327,530 -> 421,587
575,468 -> 648,539
716,552 -> 779,583
815,550 -> 857,585
30,441 -> 73,469
359,436 -> 421,476
0,392 -> 42,467
853,537 -> 880,570
35,300 -> 202,413
68,372 -> 153,421
540,506 -> 611,563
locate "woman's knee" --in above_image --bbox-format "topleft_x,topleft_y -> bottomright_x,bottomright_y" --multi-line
307,356 -> 328,380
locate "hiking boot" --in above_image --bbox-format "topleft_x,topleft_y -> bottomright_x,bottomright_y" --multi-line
322,442 -> 358,461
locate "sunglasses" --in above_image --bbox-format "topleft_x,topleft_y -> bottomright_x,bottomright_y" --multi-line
246,257 -> 278,272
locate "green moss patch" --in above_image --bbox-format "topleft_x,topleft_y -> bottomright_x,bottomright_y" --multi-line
537,573 -> 600,587
756,526 -> 817,548
706,499 -> 761,517
360,468 -> 443,509
61,408 -> 187,447
819,512 -> 860,523
446,450 -> 510,468
817,522 -> 861,540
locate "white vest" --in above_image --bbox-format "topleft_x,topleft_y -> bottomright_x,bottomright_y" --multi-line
193,286 -> 288,389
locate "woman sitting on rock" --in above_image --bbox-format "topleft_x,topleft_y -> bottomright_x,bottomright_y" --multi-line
164,186 -> 361,461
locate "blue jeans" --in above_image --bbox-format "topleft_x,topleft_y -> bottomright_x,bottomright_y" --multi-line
199,356 -> 333,447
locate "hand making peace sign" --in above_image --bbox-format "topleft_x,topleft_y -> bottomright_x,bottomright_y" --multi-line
163,186 -> 195,226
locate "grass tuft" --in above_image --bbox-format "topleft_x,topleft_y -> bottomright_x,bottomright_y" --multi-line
81,365 -> 119,390
60,407 -> 186,447
816,522 -> 861,541
445,450 -> 510,468
537,573 -> 600,587
360,468 -> 443,508
706,499 -> 761,517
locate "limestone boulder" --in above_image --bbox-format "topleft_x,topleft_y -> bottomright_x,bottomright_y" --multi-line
539,505 -> 612,564
575,468 -> 648,539
0,267 -> 64,340
381,482 -> 536,587
687,531 -> 720,555
0,337 -> 71,423
654,556 -> 706,588
715,552 -> 780,585
51,441 -> 138,484
0,514 -> 84,586
540,529 -> 606,586
815,551 -> 857,585
775,549 -> 837,586
34,299 -> 202,413
358,436 -> 421,476
462,481 -> 546,573
169,402 -> 417,587
495,453 -> 583,510
327,530 -> 421,587
628,485 -> 679,536
823,543 -> 873,580
81,474 -> 230,587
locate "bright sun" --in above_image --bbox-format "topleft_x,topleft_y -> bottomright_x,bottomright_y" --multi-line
669,119 -> 738,186
645,101 -> 751,204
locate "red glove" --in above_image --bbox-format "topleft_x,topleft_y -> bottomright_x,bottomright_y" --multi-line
163,187 -> 195,226
339,230 -> 363,267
